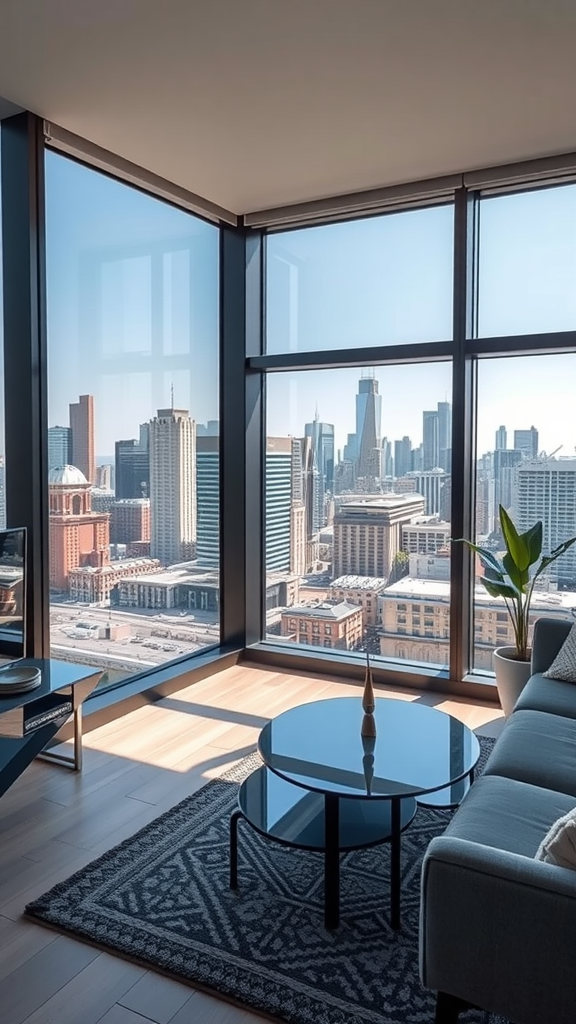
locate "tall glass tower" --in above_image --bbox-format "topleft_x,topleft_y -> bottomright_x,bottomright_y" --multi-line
355,371 -> 382,482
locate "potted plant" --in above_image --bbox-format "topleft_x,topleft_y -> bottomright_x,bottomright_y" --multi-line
456,505 -> 576,716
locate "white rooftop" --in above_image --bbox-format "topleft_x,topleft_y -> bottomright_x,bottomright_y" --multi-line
331,575 -> 388,590
382,576 -> 576,612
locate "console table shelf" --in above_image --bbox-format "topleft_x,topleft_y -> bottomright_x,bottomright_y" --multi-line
0,659 -> 102,796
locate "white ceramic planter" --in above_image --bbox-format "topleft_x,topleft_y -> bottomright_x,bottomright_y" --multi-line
493,646 -> 532,718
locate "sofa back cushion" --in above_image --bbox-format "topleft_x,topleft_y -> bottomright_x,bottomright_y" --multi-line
544,622 -> 576,682
535,806 -> 576,869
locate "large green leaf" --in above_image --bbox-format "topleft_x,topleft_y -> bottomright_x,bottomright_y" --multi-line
522,521 -> 543,566
535,535 -> 576,578
453,539 -> 504,578
500,505 -> 531,571
480,576 -> 520,601
502,551 -> 529,591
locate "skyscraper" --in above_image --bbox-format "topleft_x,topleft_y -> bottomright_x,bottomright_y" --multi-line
394,436 -> 413,479
149,408 -> 196,565
305,413 -> 335,494
48,426 -> 72,471
266,437 -> 293,572
69,394 -> 95,484
515,458 -> 576,583
196,435 -> 220,567
437,401 -> 452,472
495,425 -> 507,451
493,448 -> 523,521
514,426 -> 539,461
115,425 -> 150,499
422,410 -> 440,470
355,372 -> 382,483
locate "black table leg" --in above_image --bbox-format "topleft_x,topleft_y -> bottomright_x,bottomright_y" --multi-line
390,797 -> 401,930
324,793 -> 340,929
229,809 -> 241,889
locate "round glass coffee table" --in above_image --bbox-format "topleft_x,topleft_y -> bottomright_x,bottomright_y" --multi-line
231,697 -> 479,930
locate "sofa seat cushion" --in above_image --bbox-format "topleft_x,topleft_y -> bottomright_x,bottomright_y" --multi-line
484,709 -> 576,797
443,773 -> 576,857
515,671 -> 576,720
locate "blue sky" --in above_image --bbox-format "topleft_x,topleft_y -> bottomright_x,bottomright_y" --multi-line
45,152 -> 219,457
3,150 -> 574,462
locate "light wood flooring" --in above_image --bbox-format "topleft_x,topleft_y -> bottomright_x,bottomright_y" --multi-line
0,662 -> 505,1024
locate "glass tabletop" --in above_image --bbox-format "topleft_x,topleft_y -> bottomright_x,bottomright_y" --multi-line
258,697 -> 480,800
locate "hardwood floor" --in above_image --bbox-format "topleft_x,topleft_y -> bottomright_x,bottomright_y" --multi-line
0,662 -> 504,1023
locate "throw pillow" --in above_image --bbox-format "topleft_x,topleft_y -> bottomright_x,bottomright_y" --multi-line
535,807 -> 576,869
543,623 -> 576,682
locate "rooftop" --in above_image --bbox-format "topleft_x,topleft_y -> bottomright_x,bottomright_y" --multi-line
285,600 -> 362,621
331,575 -> 388,591
382,576 -> 576,611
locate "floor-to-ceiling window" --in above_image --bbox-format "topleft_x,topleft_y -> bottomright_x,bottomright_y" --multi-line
45,152 -> 220,689
0,131 -> 5,531
262,204 -> 456,669
471,184 -> 576,672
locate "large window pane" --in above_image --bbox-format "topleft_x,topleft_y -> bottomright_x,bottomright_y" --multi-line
265,364 -> 452,670
266,205 -> 454,354
478,185 -> 576,338
0,130 -> 5,529
46,153 -> 219,690
473,354 -> 576,671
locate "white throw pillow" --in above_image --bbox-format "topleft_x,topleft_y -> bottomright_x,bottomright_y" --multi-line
535,807 -> 576,869
543,623 -> 576,683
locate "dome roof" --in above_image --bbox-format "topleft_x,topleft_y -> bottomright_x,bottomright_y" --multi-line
48,465 -> 89,486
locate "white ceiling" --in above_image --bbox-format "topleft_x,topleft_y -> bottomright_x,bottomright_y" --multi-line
0,0 -> 575,215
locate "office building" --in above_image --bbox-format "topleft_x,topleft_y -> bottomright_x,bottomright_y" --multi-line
266,437 -> 293,573
115,426 -> 150,499
495,425 -> 507,451
196,435 -> 220,568
69,394 -> 95,484
394,436 -> 413,479
405,469 -> 448,516
95,464 -> 113,490
305,413 -> 335,494
422,410 -> 439,470
380,577 -> 576,670
110,498 -> 151,546
515,458 -> 576,584
493,448 -> 523,521
281,600 -> 363,650
352,371 -> 382,485
514,426 -> 539,461
48,425 -> 72,471
402,519 -> 451,554
333,493 -> 425,579
69,556 -> 159,603
329,575 -> 388,626
149,408 -> 196,565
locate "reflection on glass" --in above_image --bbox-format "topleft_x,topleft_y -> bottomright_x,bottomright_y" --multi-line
266,205 -> 454,354
478,184 -> 576,338
45,153 -> 220,690
0,527 -> 26,665
0,132 -> 5,529
265,364 -> 452,670
473,354 -> 576,671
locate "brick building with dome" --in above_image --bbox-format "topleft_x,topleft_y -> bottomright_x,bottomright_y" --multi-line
48,464 -> 110,591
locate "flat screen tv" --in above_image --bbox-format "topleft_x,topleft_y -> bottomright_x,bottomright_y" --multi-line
0,526 -> 26,667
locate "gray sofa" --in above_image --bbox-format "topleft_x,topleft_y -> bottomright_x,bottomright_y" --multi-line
420,617 -> 576,1024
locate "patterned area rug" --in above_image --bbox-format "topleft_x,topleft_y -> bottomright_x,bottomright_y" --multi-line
27,736 -> 505,1024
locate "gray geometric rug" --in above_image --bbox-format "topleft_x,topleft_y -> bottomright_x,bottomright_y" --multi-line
26,736 -> 506,1024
